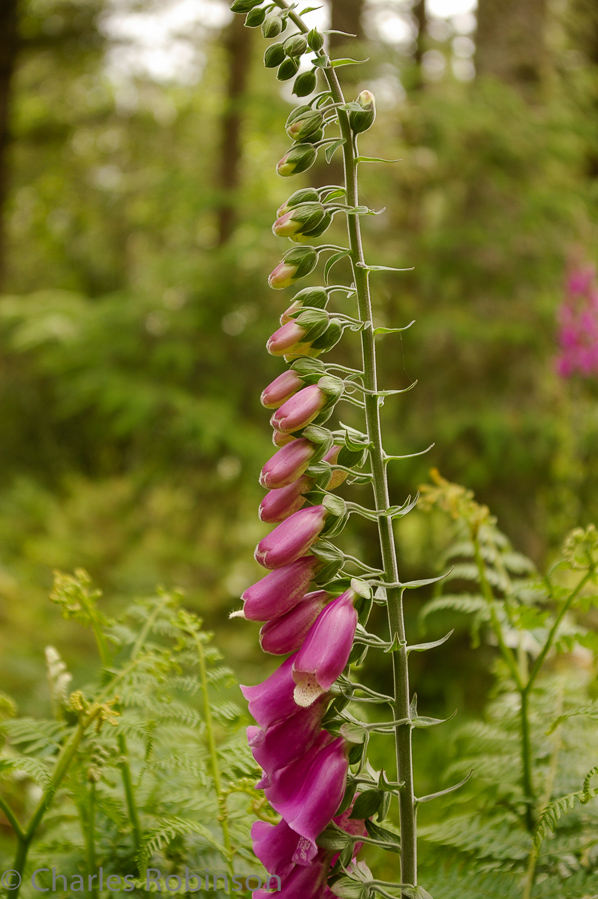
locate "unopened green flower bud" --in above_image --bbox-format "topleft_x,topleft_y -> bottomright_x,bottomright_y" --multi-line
272,202 -> 326,238
292,286 -> 329,309
285,106 -> 323,142
295,308 -> 330,342
283,246 -> 318,279
276,143 -> 317,177
268,246 -> 318,288
262,14 -> 283,37
310,318 -> 343,352
348,90 -> 376,134
293,70 -> 318,98
231,0 -> 262,12
277,187 -> 320,217
292,211 -> 332,242
245,6 -> 265,26
307,28 -> 324,51
264,42 -> 285,68
284,35 -> 308,57
277,57 -> 300,81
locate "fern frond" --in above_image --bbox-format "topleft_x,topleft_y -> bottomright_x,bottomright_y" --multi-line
534,767 -> 598,848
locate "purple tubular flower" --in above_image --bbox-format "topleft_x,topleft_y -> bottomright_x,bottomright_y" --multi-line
260,438 -> 318,489
248,697 -> 327,783
241,556 -> 318,621
261,370 -> 303,409
255,504 -> 328,569
260,590 -> 330,654
267,320 -> 310,356
293,589 -> 359,707
253,851 -> 330,899
264,733 -> 349,863
259,475 -> 312,523
251,819 -> 301,880
270,384 -> 328,434
240,653 -> 298,729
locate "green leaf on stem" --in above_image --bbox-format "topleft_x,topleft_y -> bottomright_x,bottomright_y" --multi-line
325,138 -> 346,163
324,248 -> 351,283
355,155 -> 402,164
407,630 -> 454,654
373,321 -> 415,336
356,262 -> 414,273
331,57 -> 370,67
416,771 -> 472,804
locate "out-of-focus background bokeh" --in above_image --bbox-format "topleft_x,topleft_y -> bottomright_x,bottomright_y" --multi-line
0,0 -> 597,719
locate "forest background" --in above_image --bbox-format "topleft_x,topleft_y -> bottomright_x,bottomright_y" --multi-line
0,0 -> 597,864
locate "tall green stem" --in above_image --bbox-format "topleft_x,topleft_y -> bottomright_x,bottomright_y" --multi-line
9,716 -> 95,899
85,590 -> 143,861
192,629 -> 235,886
118,732 -> 143,859
272,3 -> 417,888
79,784 -> 99,899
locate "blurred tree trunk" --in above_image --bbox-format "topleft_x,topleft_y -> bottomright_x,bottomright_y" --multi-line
476,0 -> 547,89
413,0 -> 427,68
311,0 -> 365,188
568,0 -> 598,178
330,0 -> 365,47
216,14 -> 252,247
0,0 -> 19,289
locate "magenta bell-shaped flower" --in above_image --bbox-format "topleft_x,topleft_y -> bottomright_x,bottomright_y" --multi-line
260,590 -> 329,654
251,819 -> 301,880
293,588 -> 359,707
259,475 -> 312,523
270,384 -> 328,434
248,697 -> 326,785
255,504 -> 328,569
264,732 -> 349,863
240,653 -> 298,729
241,556 -> 318,621
253,850 -> 330,899
261,369 -> 303,409
260,438 -> 318,489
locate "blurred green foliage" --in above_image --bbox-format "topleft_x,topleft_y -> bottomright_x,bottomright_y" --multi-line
0,0 -> 597,732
